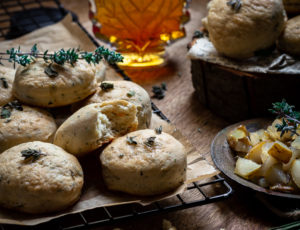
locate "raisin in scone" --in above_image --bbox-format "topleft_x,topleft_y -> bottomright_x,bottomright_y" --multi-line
204,0 -> 286,58
0,66 -> 15,106
100,129 -> 187,196
278,15 -> 300,56
54,100 -> 138,156
0,141 -> 83,214
13,59 -> 97,107
0,101 -> 57,153
72,81 -> 151,129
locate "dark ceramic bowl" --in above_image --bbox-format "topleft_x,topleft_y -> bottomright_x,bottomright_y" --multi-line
211,118 -> 300,199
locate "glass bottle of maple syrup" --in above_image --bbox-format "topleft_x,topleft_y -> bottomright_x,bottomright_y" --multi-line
89,0 -> 190,67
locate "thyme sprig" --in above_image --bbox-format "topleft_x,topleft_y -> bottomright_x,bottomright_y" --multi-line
269,99 -> 300,137
0,44 -> 123,67
21,149 -> 46,162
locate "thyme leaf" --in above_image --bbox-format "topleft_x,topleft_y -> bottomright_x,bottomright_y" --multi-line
227,0 -> 242,12
127,136 -> 137,145
100,82 -> 114,91
144,136 -> 156,147
152,83 -> 167,100
155,125 -> 162,134
21,149 -> 46,162
0,108 -> 10,119
0,77 -> 8,88
0,100 -> 23,119
193,30 -> 204,39
269,99 -> 300,137
127,90 -> 136,97
44,63 -> 58,78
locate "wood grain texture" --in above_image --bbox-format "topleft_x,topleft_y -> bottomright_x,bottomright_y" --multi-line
60,0 -> 290,229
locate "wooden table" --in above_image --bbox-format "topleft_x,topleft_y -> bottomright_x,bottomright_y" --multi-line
60,0 -> 290,229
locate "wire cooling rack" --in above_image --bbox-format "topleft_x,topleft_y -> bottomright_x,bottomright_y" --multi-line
0,0 -> 233,229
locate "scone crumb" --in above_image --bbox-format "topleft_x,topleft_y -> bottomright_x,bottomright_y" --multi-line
163,219 -> 177,230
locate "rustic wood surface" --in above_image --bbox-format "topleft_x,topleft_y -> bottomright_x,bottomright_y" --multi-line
60,0 -> 291,229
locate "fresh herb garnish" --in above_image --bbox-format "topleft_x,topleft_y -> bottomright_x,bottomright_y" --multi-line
155,125 -> 162,134
193,30 -> 204,39
44,63 -> 58,78
127,90 -> 136,97
127,136 -> 137,145
0,108 -> 10,119
144,136 -> 156,147
0,77 -> 8,88
269,99 -> 300,137
0,100 -> 23,119
100,82 -> 114,91
227,0 -> 242,12
0,44 -> 123,67
152,83 -> 167,100
21,149 -> 46,162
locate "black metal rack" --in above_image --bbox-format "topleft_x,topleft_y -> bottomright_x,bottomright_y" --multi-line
0,1 -> 233,229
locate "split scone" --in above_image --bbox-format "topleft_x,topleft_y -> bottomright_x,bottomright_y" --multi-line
95,61 -> 106,83
0,141 -> 83,214
203,0 -> 286,58
72,81 -> 152,129
0,66 -> 15,106
100,129 -> 187,196
0,102 -> 57,153
54,100 -> 138,156
13,60 -> 97,107
278,15 -> 300,56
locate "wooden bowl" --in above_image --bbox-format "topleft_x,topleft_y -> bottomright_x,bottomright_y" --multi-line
211,118 -> 300,199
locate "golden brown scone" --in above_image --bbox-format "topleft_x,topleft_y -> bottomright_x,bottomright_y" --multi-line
0,102 -> 57,153
0,66 -> 15,106
0,141 -> 83,214
13,59 -> 97,107
100,129 -> 187,196
54,100 -> 138,156
205,0 -> 286,59
95,61 -> 106,83
72,81 -> 152,129
278,16 -> 300,56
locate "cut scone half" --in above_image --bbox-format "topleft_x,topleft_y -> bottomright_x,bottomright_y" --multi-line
72,80 -> 152,129
100,129 -> 187,196
54,100 -> 138,156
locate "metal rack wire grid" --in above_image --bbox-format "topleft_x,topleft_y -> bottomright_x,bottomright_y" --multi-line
0,0 -> 233,229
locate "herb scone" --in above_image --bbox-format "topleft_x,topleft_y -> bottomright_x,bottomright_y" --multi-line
72,81 -> 152,129
0,141 -> 83,214
203,0 -> 286,58
54,100 -> 138,156
100,129 -> 187,196
13,59 -> 97,107
278,15 -> 300,56
0,66 -> 15,106
0,101 -> 57,153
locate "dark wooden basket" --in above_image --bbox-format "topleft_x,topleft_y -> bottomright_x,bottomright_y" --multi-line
191,59 -> 300,122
